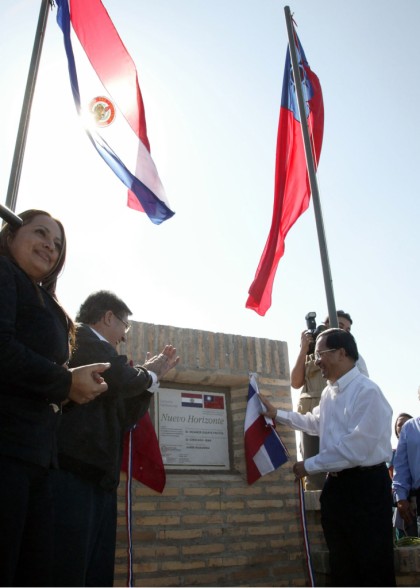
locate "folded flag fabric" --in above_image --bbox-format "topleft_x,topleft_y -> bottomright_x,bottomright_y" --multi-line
121,412 -> 166,494
246,25 -> 323,315
56,0 -> 174,224
244,374 -> 289,484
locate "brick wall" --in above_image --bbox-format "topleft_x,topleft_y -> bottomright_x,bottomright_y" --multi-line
114,321 -> 420,587
114,321 -> 310,587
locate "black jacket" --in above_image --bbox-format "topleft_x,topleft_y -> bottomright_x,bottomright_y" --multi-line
0,256 -> 71,468
57,324 -> 153,490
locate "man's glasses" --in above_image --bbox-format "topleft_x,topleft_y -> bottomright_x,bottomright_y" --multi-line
314,348 -> 337,361
115,315 -> 131,333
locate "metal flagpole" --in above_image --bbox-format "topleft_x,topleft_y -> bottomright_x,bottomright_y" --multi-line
284,6 -> 338,328
4,0 -> 51,215
0,204 -> 22,228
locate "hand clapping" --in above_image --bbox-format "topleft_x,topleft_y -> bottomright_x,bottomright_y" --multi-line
143,345 -> 180,379
68,363 -> 110,404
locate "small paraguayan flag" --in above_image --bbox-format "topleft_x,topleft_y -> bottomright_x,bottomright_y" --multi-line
244,373 -> 289,484
181,393 -> 203,408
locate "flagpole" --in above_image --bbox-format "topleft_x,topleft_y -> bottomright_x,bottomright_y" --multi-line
284,6 -> 338,328
4,0 -> 51,214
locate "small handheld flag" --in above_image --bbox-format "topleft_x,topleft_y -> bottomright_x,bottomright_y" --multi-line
121,412 -> 166,494
56,0 -> 174,224
246,24 -> 323,315
244,374 -> 288,484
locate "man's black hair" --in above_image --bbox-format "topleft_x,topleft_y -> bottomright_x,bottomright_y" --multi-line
324,310 -> 353,325
394,413 -> 413,438
317,328 -> 359,362
76,290 -> 132,324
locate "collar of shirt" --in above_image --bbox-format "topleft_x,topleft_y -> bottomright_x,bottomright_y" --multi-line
88,325 -> 109,343
327,364 -> 359,394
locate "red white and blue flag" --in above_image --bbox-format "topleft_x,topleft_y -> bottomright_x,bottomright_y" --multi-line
246,26 -> 323,315
181,392 -> 203,408
244,374 -> 289,484
56,0 -> 174,224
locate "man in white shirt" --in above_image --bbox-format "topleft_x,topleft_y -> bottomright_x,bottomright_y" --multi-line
291,310 -> 368,490
261,328 -> 396,587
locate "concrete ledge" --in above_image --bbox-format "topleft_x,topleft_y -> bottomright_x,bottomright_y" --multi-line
311,546 -> 420,574
397,546 -> 420,573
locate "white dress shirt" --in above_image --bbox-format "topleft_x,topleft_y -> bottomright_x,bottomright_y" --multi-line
276,366 -> 393,474
356,353 -> 369,377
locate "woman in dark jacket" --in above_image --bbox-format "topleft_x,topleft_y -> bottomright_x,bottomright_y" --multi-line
0,209 -> 109,587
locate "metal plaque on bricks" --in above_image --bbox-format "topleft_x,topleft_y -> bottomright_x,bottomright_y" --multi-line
156,388 -> 230,470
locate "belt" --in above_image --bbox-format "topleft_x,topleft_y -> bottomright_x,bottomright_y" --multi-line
329,462 -> 386,477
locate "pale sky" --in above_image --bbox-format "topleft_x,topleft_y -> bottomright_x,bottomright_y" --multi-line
0,0 -> 419,447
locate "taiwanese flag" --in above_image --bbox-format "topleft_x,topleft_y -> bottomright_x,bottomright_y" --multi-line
121,412 -> 166,494
56,0 -> 174,224
246,27 -> 324,315
244,374 -> 289,484
204,394 -> 225,410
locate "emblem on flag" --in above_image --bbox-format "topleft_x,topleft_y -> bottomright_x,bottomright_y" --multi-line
89,96 -> 116,127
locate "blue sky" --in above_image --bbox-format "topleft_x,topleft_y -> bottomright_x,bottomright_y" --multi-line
0,0 -> 419,446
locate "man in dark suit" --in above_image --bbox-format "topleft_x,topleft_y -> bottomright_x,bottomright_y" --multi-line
51,290 -> 179,587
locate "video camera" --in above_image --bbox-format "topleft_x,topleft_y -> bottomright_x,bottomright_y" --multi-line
305,311 -> 327,355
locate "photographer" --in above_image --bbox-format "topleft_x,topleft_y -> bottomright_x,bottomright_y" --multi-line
291,310 -> 368,490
